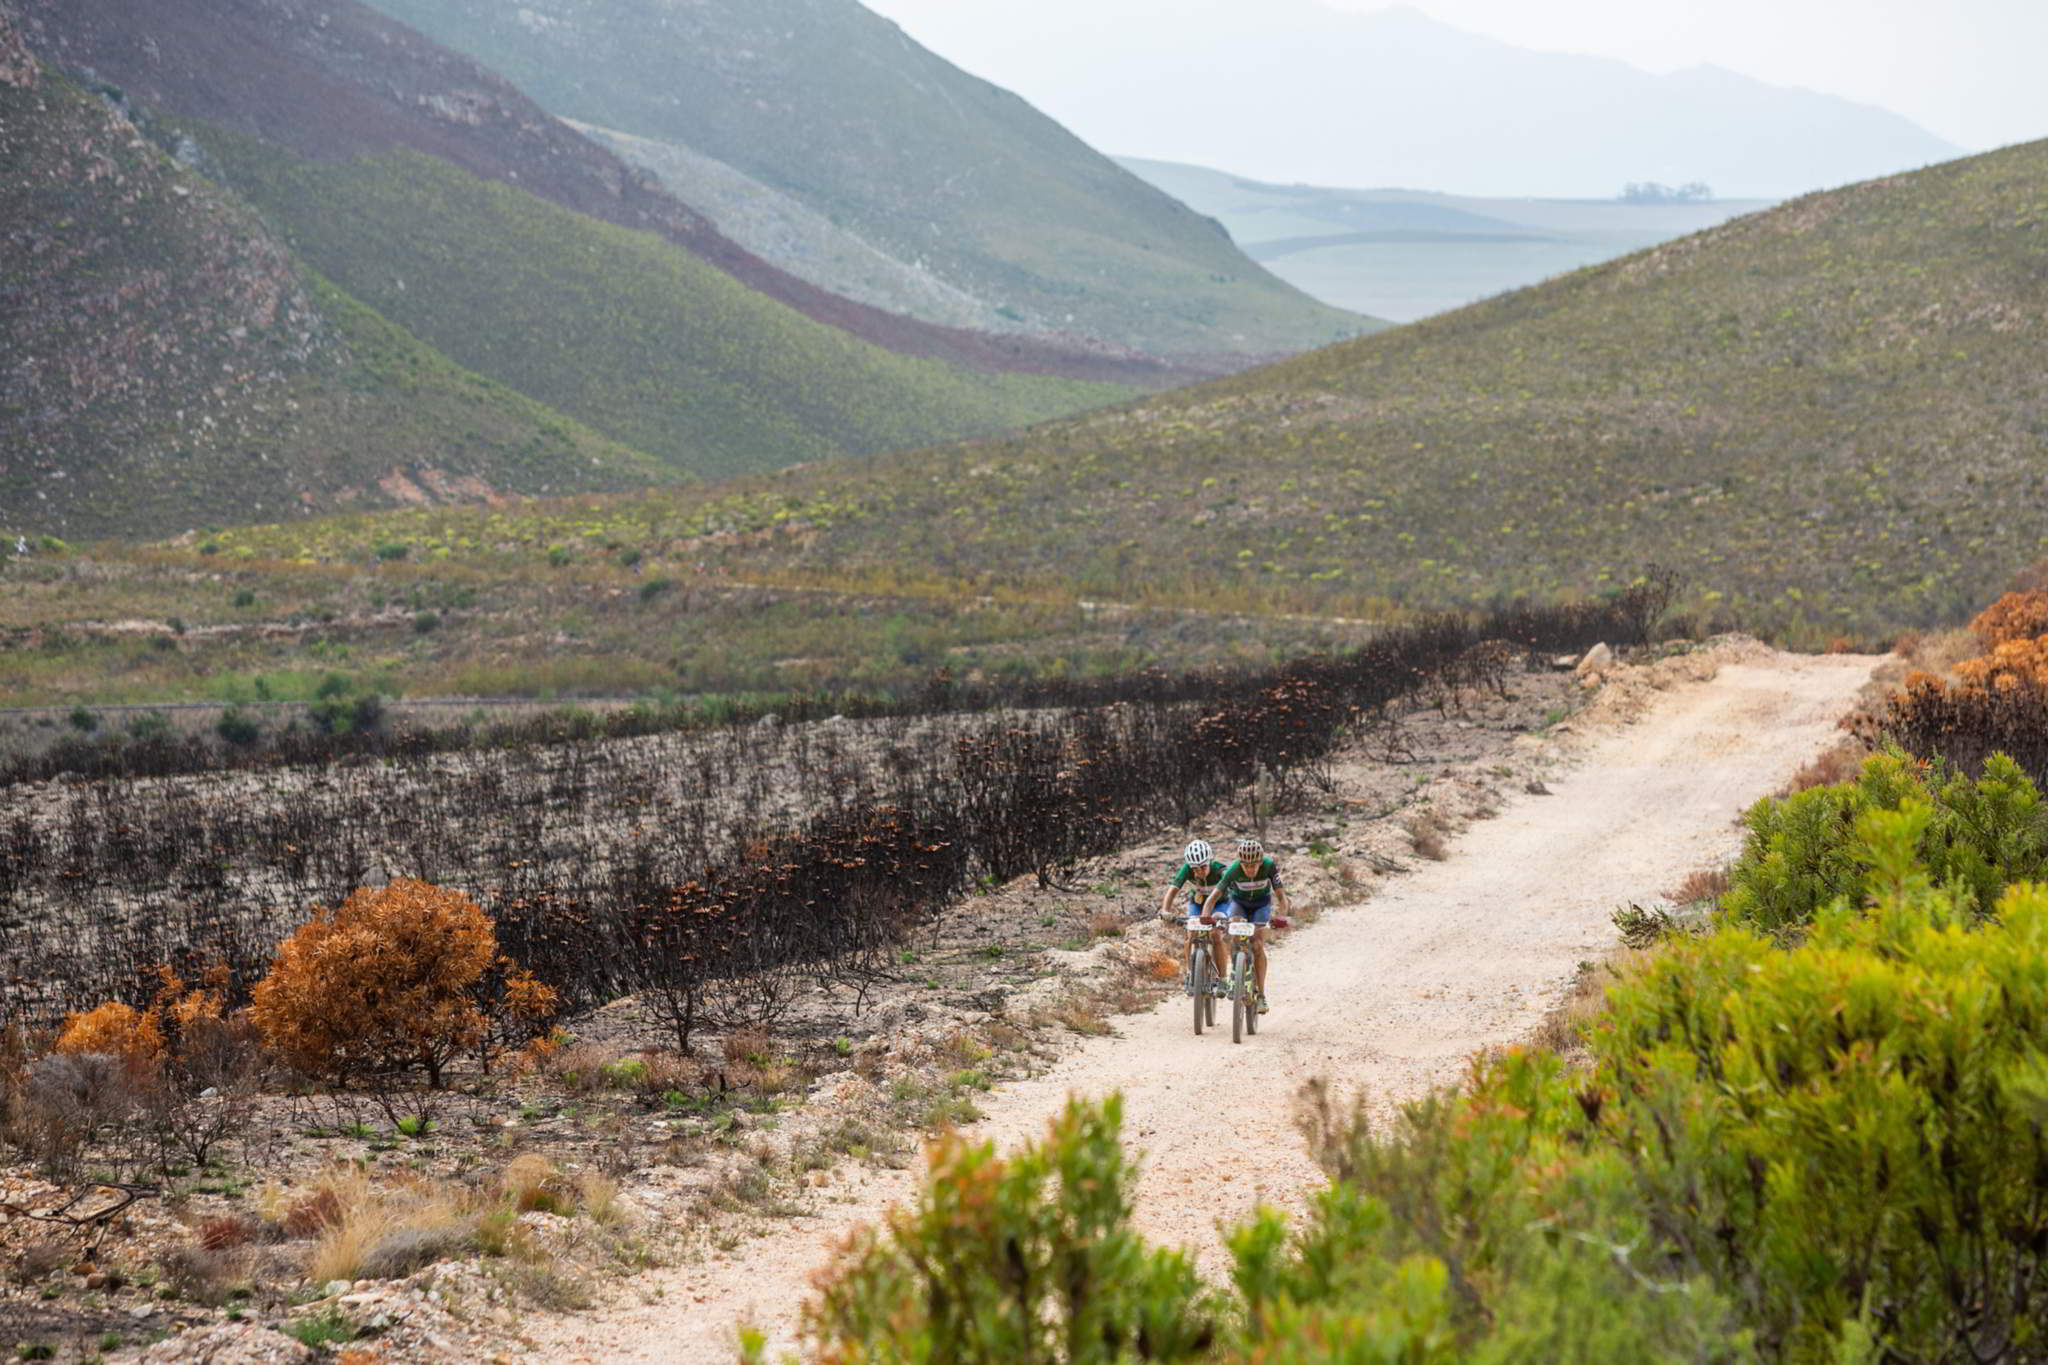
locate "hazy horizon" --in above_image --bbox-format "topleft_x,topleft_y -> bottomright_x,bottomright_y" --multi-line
865,0 -> 2046,186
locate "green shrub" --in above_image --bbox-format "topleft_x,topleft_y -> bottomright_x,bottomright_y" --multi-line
1723,751 -> 2048,937
803,1097 -> 1221,1363
65,706 -> 97,734
813,806 -> 2048,1363
282,1308 -> 356,1349
214,706 -> 263,748
309,690 -> 384,736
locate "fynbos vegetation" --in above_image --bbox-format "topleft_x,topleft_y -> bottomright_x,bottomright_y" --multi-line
0,587 -> 1665,1042
808,772 -> 2048,1363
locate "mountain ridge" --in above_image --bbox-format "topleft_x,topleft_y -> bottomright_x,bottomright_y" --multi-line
658,137 -> 2048,638
9,0 -> 1179,387
354,0 -> 1375,360
899,0 -> 1963,200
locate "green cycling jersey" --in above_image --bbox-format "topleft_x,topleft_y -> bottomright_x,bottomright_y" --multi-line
1214,856 -> 1283,909
1172,859 -> 1229,895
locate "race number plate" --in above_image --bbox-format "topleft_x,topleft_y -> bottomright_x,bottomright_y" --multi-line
1228,921 -> 1257,938
1186,917 -> 1210,932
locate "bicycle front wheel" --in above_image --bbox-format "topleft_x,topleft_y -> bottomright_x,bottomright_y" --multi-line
1191,949 -> 1208,1036
1231,950 -> 1247,1044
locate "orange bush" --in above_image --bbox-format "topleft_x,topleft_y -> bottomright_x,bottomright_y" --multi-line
250,879 -> 501,1090
54,1001 -> 165,1066
1970,591 -> 2048,648
1956,636 -> 2048,691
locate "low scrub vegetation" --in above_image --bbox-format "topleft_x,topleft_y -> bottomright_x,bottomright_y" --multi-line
809,792 -> 2048,1362
0,586 -> 1664,1035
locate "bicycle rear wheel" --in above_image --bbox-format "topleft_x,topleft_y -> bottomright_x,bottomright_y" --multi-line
1191,949 -> 1208,1036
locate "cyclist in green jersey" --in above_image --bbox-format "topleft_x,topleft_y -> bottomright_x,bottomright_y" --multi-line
1158,839 -> 1230,989
1201,836 -> 1289,1012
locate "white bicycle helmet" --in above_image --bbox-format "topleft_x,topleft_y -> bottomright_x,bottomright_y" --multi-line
1183,839 -> 1213,866
1236,836 -> 1264,860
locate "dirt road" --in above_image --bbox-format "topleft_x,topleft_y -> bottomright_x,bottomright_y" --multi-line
530,647 -> 1879,1363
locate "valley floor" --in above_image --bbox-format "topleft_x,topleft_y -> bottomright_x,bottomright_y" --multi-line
523,642 -> 1879,1362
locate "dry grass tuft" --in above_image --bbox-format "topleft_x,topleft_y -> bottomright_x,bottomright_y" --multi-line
576,1170 -> 623,1226
305,1166 -> 472,1285
1088,910 -> 1127,939
500,1153 -> 572,1215
1527,952 -> 1647,1060
1664,865 -> 1732,907
1778,741 -> 1867,797
198,1214 -> 259,1252
1405,810 -> 1452,861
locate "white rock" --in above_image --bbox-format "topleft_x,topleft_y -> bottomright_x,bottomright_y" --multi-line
1574,643 -> 1615,677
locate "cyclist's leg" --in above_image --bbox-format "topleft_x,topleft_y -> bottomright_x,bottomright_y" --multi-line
1248,903 -> 1274,1000
1209,897 -> 1232,981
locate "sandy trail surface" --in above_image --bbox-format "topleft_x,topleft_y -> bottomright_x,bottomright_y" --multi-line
531,649 -> 1878,1363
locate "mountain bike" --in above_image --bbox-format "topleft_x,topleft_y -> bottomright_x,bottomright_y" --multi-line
1225,920 -> 1260,1043
1226,916 -> 1291,1044
1183,911 -> 1220,1035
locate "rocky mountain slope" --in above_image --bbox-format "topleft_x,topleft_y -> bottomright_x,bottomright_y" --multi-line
2,0 -> 1145,534
0,17 -> 660,540
356,0 -> 1373,362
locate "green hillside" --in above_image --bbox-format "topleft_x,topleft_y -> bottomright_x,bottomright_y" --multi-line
0,45 -> 661,540
204,132 -> 1132,482
357,0 -> 1372,360
662,140 -> 2048,640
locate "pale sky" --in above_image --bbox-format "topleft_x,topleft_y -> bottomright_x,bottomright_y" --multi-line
863,0 -> 2046,156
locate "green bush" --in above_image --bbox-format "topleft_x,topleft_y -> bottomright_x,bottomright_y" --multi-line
801,1097 -> 1222,1364
1724,751 -> 2048,937
308,682 -> 385,736
214,706 -> 263,748
812,805 -> 2048,1363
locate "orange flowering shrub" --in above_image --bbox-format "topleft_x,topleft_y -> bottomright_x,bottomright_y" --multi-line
54,1001 -> 165,1067
1955,636 -> 2048,691
1970,591 -> 2048,648
251,879 -> 504,1090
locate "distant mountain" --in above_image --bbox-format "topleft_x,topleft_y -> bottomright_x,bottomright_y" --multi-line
1121,156 -> 1775,321
0,15 -> 662,540
3,0 -> 1140,533
987,2 -> 1963,200
354,0 -> 1375,361
676,138 -> 2048,639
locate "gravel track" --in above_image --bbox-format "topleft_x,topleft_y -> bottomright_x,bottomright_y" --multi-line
529,648 -> 1880,1363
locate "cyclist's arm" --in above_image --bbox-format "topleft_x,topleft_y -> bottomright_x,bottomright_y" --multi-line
1158,880 -> 1182,918
1270,862 -> 1290,916
1202,861 -> 1242,916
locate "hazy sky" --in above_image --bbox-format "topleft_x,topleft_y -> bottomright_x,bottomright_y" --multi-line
863,0 -> 2046,155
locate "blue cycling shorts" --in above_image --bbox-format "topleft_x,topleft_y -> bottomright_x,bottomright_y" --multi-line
1225,898 -> 1274,926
